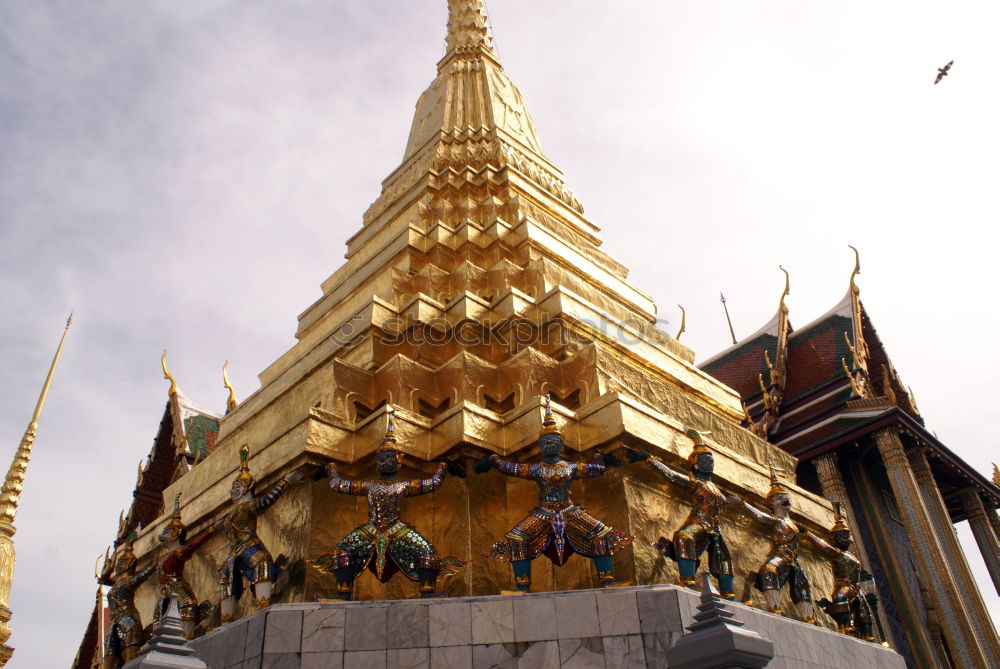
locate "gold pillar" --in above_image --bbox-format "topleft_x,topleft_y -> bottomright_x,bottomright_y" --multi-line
874,426 -> 990,668
959,487 -> 1000,596
988,507 -> 1000,549
909,447 -> 1000,663
0,315 -> 72,666
812,451 -> 895,647
848,455 -> 942,667
918,583 -> 955,669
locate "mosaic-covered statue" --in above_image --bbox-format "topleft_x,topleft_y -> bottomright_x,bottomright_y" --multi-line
219,445 -> 304,621
475,396 -> 632,591
806,504 -> 877,641
742,468 -> 815,622
312,408 -> 450,599
627,429 -> 740,598
155,493 -> 216,639
102,537 -> 155,668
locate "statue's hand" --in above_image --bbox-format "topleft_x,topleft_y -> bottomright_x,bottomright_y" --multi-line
626,448 -> 650,463
597,451 -> 620,468
473,455 -> 492,475
442,458 -> 466,478
213,516 -> 226,531
284,469 -> 305,484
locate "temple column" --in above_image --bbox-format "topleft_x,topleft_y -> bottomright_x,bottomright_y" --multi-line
909,447 -> 1000,663
847,455 -> 941,667
988,507 -> 1000,543
959,487 -> 1000,595
874,426 -> 990,668
812,451 -> 894,647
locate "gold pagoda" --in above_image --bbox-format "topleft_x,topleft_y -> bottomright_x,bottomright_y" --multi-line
74,0 -> 855,663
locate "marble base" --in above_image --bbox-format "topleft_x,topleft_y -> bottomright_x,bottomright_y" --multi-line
188,584 -> 905,668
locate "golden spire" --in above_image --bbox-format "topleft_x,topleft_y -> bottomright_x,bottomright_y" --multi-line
720,292 -> 737,345
161,350 -> 178,397
223,360 -> 238,414
675,304 -> 686,340
0,313 -> 73,665
993,463 -> 999,487
445,0 -> 495,56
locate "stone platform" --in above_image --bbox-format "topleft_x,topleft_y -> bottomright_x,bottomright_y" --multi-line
189,584 -> 905,669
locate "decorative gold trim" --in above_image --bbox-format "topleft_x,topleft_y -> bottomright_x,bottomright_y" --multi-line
223,360 -> 238,414
161,349 -> 178,397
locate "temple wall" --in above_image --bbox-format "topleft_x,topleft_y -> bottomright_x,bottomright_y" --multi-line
189,585 -> 906,669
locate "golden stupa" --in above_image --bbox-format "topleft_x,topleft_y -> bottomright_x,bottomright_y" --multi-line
120,0 -> 837,621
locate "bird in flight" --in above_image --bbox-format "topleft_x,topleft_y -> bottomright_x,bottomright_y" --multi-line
934,60 -> 954,85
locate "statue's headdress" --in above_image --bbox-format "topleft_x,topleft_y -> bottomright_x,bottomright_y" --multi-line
541,395 -> 561,437
685,428 -> 712,466
164,493 -> 187,542
376,406 -> 402,457
766,465 -> 789,502
234,444 -> 256,491
831,502 -> 851,533
112,530 -> 139,576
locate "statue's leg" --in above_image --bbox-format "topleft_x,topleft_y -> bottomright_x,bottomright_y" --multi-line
709,531 -> 735,599
249,548 -> 276,608
854,597 -> 875,641
101,625 -> 120,669
512,560 -> 532,592
592,555 -> 621,587
673,526 -> 700,588
417,554 -> 443,598
828,583 -> 854,634
758,557 -> 784,614
220,558 -> 236,622
326,550 -> 356,600
790,565 -> 815,623
677,558 -> 697,588
174,585 -> 199,639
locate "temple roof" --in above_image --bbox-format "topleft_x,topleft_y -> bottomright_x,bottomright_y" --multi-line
699,263 -> 999,512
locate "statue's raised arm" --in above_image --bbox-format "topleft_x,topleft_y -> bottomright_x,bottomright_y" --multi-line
404,462 -> 448,496
327,462 -> 368,495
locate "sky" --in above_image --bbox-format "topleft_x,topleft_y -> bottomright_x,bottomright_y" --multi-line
1,1 -> 998,665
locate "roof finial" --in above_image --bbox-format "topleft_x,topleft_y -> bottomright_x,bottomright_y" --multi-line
446,0 -> 495,55
675,305 -> 686,340
778,265 -> 790,315
720,292 -> 737,345
993,463 -> 999,488
161,350 -> 178,397
848,245 -> 861,296
222,360 -> 238,414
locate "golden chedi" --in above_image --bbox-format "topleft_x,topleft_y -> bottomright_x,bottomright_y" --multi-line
114,0 -> 838,627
